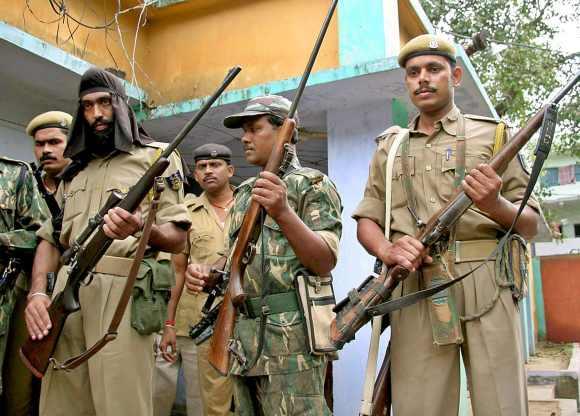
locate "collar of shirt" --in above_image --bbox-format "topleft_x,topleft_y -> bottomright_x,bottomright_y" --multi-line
409,105 -> 460,137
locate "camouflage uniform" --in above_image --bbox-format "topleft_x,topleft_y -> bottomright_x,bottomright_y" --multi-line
0,157 -> 48,395
227,154 -> 342,416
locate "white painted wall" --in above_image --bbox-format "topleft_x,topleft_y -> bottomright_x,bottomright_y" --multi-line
327,101 -> 392,416
0,120 -> 34,161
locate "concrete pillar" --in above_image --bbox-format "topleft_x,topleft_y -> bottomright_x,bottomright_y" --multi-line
0,120 -> 34,160
327,100 -> 391,416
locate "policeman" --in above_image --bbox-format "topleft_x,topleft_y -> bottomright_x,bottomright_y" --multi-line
353,34 -> 540,415
26,111 -> 72,197
155,143 -> 234,416
186,96 -> 343,415
24,67 -> 191,416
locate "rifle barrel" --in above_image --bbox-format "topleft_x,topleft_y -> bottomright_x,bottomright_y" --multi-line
288,0 -> 338,119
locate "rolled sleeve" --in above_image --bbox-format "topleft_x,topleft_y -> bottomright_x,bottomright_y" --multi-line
501,153 -> 540,213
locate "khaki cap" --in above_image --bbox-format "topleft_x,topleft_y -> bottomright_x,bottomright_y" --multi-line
398,34 -> 456,67
193,143 -> 232,163
26,111 -> 73,137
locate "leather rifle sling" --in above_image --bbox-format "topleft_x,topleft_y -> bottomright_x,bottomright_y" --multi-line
359,130 -> 408,416
51,178 -> 165,372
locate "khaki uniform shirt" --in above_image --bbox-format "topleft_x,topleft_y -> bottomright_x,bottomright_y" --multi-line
38,142 -> 191,256
228,156 -> 342,376
175,192 -> 230,337
353,106 -> 539,242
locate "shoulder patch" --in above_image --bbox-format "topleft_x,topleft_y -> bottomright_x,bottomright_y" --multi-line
464,114 -> 500,123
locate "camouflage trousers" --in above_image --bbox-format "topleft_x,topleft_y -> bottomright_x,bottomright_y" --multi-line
233,365 -> 331,416
0,285 -> 17,396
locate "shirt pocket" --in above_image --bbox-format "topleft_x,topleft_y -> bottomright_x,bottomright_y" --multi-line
62,175 -> 88,222
439,151 -> 488,202
391,155 -> 415,210
262,216 -> 294,259
264,311 -> 308,357
189,230 -> 215,261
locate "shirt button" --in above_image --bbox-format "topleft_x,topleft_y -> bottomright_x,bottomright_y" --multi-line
425,144 -> 432,148
429,197 -> 436,204
425,165 -> 432,171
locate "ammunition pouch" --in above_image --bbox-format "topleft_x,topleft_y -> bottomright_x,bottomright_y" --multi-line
131,257 -> 174,335
295,274 -> 338,355
498,234 -> 529,302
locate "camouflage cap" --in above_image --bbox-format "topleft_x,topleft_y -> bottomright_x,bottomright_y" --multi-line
223,95 -> 295,129
193,143 -> 232,163
398,34 -> 456,67
26,111 -> 73,137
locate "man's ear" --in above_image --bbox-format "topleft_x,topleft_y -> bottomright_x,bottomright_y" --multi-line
227,164 -> 234,178
452,65 -> 463,87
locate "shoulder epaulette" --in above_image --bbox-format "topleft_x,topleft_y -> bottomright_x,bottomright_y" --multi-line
292,167 -> 325,184
0,156 -> 28,167
375,125 -> 403,143
143,141 -> 168,149
464,114 -> 501,123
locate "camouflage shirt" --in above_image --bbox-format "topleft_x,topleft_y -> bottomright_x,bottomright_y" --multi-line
227,156 -> 342,376
0,157 -> 48,394
0,158 -> 48,253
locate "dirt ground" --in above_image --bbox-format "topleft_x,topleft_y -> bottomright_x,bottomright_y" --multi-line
527,341 -> 573,371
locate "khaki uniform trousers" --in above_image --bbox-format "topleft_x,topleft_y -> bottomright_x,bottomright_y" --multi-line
154,335 -> 202,416
39,269 -> 155,416
390,261 -> 528,416
154,335 -> 233,416
2,287 -> 39,416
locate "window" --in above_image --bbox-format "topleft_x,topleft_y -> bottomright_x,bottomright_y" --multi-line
542,167 -> 559,187
575,224 -> 580,238
576,164 -> 580,183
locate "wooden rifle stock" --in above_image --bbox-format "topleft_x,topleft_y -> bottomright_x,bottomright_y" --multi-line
19,67 -> 241,378
209,0 -> 339,375
371,346 -> 391,416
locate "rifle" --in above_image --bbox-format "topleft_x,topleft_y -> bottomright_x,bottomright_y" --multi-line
331,72 -> 580,416
19,66 -> 241,378
208,0 -> 339,375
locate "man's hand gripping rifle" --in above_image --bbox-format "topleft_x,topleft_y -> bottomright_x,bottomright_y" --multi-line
19,67 -> 242,378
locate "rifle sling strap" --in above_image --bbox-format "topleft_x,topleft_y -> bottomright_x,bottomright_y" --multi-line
50,179 -> 165,372
369,112 -> 550,318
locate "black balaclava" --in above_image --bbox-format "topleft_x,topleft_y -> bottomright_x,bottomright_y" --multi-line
61,67 -> 152,178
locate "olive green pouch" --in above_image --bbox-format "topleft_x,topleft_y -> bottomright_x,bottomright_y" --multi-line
131,258 -> 174,335
294,274 -> 338,354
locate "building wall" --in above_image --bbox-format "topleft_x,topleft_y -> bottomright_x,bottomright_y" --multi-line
0,120 -> 34,161
327,99 -> 392,416
540,255 -> 580,342
0,0 -> 146,80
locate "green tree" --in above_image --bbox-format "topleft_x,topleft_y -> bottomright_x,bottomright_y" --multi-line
421,0 -> 579,156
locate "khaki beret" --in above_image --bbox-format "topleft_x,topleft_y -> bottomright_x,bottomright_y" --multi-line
193,143 -> 232,163
26,111 -> 73,137
398,34 -> 456,67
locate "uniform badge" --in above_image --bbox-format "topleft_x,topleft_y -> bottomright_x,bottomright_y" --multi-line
429,39 -> 439,49
210,150 -> 218,157
165,171 -> 183,191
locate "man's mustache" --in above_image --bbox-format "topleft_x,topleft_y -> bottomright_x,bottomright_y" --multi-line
414,86 -> 437,95
40,154 -> 56,162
